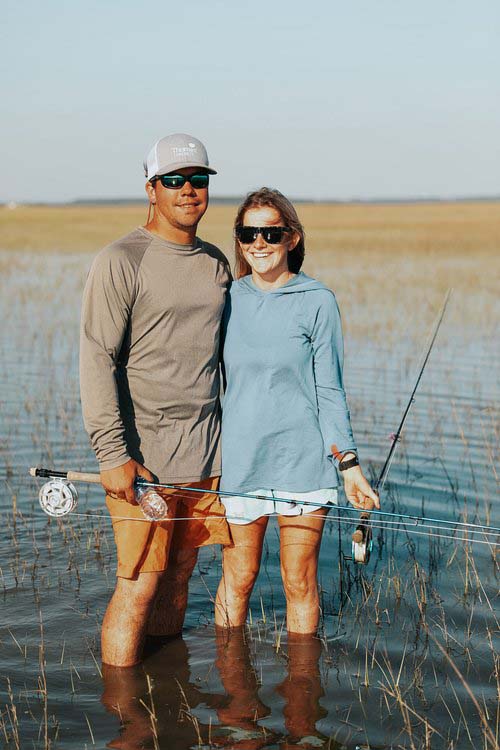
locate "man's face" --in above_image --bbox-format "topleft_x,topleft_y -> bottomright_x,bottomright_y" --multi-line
147,167 -> 209,232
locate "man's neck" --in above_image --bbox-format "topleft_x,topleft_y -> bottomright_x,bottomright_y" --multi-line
144,216 -> 197,246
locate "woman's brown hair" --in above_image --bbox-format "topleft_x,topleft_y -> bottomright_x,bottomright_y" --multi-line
234,188 -> 305,279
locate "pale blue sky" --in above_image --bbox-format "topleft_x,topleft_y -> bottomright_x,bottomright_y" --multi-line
1,0 -> 499,202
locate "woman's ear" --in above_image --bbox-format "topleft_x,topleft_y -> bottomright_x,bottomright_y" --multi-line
288,231 -> 300,251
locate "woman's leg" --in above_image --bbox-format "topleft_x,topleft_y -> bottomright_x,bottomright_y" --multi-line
278,507 -> 329,634
215,517 -> 268,628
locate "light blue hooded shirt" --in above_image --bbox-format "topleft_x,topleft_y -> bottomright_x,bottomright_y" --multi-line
221,272 -> 357,494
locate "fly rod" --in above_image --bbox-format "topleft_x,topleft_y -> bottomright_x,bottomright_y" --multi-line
30,291 -> 498,554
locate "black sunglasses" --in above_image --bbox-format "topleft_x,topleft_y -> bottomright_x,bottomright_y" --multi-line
235,226 -> 291,245
154,173 -> 209,189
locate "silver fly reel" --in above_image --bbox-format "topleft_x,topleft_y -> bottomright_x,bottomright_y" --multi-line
39,478 -> 79,517
350,514 -> 373,564
351,535 -> 373,564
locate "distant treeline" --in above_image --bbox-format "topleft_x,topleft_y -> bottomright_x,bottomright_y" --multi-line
2,195 -> 500,207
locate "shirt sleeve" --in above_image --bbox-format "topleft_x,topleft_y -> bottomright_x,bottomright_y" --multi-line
79,248 -> 136,471
310,291 -> 357,463
219,287 -> 232,392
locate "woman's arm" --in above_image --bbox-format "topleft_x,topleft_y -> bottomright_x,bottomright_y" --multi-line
310,292 -> 379,509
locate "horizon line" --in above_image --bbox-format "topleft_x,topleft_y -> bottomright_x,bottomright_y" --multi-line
2,193 -> 500,208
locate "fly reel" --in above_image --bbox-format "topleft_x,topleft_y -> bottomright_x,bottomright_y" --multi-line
33,468 -> 170,522
38,478 -> 79,517
351,513 -> 373,564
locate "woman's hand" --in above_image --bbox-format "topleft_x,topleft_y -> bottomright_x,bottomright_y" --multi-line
342,465 -> 380,510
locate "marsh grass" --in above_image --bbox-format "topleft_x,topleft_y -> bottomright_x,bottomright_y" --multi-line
1,200 -> 500,258
2,201 -> 498,341
0,205 -> 498,748
1,495 -> 498,747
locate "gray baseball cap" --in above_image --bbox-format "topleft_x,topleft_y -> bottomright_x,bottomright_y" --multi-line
144,133 -> 217,180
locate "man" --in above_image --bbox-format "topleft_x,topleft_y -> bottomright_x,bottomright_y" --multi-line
80,134 -> 231,667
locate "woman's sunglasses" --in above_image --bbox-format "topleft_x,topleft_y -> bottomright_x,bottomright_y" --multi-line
154,173 -> 209,189
235,226 -> 291,245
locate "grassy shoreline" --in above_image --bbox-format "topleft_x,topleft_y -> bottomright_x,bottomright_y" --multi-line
2,201 -> 498,337
1,200 -> 499,256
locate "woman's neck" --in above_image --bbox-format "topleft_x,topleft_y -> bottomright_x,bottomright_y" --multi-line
251,269 -> 295,291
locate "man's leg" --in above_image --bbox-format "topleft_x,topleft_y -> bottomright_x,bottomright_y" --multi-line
146,546 -> 199,636
101,571 -> 163,667
146,477 -> 230,636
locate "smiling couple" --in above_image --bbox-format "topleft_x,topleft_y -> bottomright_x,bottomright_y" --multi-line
79,133 -> 379,667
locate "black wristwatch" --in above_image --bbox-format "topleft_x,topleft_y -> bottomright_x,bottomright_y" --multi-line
338,453 -> 359,472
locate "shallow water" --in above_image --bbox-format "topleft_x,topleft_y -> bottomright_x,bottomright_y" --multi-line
0,251 -> 498,749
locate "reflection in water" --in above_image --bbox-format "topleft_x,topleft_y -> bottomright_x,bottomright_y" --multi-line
101,630 -> 337,749
214,628 -> 336,749
102,636 -> 209,750
212,626 -> 278,748
277,634 -> 328,746
102,663 -> 152,749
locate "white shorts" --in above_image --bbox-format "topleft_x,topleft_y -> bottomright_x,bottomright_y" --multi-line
222,487 -> 338,525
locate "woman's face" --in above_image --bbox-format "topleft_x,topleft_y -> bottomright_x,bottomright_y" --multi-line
239,206 -> 298,282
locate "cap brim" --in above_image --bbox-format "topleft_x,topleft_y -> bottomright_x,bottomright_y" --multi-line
155,161 -> 217,177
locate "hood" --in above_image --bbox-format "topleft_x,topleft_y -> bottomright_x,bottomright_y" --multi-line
237,272 -> 328,296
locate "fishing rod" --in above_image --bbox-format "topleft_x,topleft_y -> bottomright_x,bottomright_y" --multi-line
376,288 -> 452,495
28,468 -> 499,546
30,290 -> 498,556
348,288 -> 453,563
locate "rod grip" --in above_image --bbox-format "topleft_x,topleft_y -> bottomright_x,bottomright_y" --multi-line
66,471 -> 101,484
29,467 -> 102,484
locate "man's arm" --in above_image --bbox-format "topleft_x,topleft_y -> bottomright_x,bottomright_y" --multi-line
79,248 -> 152,502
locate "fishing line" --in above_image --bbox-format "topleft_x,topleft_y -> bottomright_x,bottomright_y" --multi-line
36,509 -> 499,548
27,290 -> 500,557
133,483 -> 500,534
30,471 -> 499,536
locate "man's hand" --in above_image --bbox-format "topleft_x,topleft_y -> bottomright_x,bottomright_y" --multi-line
342,465 -> 380,510
100,459 -> 154,504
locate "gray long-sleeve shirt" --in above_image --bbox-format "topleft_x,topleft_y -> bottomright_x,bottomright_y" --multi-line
79,227 -> 231,482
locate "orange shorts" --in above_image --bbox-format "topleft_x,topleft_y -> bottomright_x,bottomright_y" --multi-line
105,477 -> 231,579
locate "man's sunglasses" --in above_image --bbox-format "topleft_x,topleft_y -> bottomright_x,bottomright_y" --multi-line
235,226 -> 291,245
153,173 -> 209,189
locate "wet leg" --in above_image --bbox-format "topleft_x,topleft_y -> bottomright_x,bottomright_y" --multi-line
146,547 -> 199,636
215,517 -> 268,628
278,508 -> 329,634
102,571 -> 163,667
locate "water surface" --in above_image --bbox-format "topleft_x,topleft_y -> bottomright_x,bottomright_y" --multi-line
0,252 -> 498,749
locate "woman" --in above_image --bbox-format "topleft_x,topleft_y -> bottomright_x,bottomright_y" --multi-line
215,188 -> 379,634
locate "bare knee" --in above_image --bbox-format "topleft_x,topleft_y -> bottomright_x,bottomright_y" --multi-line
223,560 -> 260,599
281,566 -> 317,602
113,573 -> 161,613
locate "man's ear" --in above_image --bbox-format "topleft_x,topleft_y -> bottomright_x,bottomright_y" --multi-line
145,180 -> 156,204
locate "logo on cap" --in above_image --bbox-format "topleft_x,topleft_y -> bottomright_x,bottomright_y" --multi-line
172,145 -> 198,161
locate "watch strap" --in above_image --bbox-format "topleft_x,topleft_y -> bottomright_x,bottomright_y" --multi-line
338,455 -> 359,472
